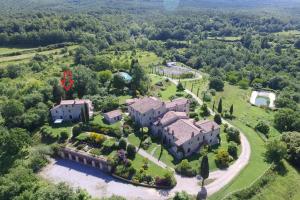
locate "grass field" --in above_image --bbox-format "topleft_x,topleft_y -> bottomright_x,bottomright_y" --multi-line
90,114 -> 121,129
250,161 -> 300,200
208,83 -> 277,200
0,45 -> 78,63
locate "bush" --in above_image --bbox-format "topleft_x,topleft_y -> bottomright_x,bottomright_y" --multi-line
175,159 -> 197,177
141,138 -> 152,150
173,191 -> 192,200
203,92 -> 212,102
102,138 -> 117,154
226,127 -> 240,144
155,171 -> 176,187
255,121 -> 270,135
189,112 -> 198,119
119,138 -> 127,150
126,144 -> 136,159
215,148 -> 232,168
281,132 -> 300,167
228,141 -> 238,159
89,132 -> 106,145
60,131 -> 69,142
89,148 -> 101,156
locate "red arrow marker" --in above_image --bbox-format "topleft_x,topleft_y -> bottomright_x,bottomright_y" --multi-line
61,70 -> 74,91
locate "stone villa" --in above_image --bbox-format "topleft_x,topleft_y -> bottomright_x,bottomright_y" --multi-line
127,97 -> 220,159
50,99 -> 94,123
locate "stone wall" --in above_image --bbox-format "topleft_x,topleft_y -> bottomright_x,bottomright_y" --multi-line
58,147 -> 112,173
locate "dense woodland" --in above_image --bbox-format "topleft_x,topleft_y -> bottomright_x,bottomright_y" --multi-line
0,1 -> 300,200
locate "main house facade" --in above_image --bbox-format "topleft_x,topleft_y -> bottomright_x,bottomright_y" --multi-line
127,97 -> 220,159
50,99 -> 94,123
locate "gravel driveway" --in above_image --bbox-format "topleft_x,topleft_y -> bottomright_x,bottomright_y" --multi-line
40,159 -> 169,200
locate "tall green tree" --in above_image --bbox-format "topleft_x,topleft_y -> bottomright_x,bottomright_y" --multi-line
229,104 -> 233,118
217,98 -> 223,113
130,59 -> 150,95
200,155 -> 209,187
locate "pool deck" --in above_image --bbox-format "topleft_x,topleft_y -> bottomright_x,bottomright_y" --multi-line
250,91 -> 276,108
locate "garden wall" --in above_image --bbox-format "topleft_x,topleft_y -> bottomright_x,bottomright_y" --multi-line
58,147 -> 112,173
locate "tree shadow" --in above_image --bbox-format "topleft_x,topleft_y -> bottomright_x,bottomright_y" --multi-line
273,161 -> 288,176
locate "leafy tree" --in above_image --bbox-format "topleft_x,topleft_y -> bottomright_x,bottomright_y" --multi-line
130,59 -> 149,95
1,100 -> 25,127
228,141 -> 238,159
175,159 -> 196,177
217,98 -> 222,113
281,132 -> 300,167
214,114 -> 222,125
112,74 -> 126,90
126,144 -> 136,159
226,127 -> 240,144
119,138 -> 127,150
241,33 -> 252,49
200,103 -> 210,117
265,139 -> 287,164
98,70 -> 113,84
255,121 -> 270,135
294,39 -> 300,49
177,82 -> 185,91
274,108 -> 300,132
209,78 -> 224,91
200,155 -> 209,187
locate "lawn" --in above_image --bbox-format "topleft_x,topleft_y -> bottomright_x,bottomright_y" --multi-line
90,114 -> 121,129
149,74 -> 182,101
250,161 -> 300,200
208,83 -> 273,199
131,153 -> 169,178
47,124 -> 73,138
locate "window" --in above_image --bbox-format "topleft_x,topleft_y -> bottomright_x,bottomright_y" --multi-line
69,115 -> 72,119
197,137 -> 199,141
56,110 -> 58,113
68,109 -> 71,112
158,111 -> 160,114
187,148 -> 190,153
60,116 -> 63,119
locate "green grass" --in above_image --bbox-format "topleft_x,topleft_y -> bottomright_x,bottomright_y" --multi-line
250,161 -> 300,200
47,124 -> 73,138
90,114 -> 121,129
208,83 -> 274,200
181,75 -> 209,97
118,95 -> 132,104
131,153 -> 169,178
0,46 -> 33,55
0,45 -> 78,63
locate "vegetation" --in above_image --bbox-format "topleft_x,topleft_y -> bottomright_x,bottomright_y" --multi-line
0,0 -> 300,199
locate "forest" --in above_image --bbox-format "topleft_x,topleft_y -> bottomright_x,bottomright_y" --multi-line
0,1 -> 299,200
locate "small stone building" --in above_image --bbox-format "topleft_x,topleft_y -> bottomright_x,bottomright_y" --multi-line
104,110 -> 122,124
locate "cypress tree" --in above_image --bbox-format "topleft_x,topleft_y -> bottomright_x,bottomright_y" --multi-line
84,102 -> 90,122
217,98 -> 223,113
200,155 -> 209,187
230,104 -> 234,118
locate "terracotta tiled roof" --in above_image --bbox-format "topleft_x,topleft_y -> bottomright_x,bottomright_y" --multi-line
166,97 -> 189,109
129,97 -> 163,114
159,111 -> 188,126
195,120 -> 220,133
165,119 -> 201,146
104,110 -> 122,119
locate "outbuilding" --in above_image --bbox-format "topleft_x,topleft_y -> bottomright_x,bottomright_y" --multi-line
103,110 -> 123,124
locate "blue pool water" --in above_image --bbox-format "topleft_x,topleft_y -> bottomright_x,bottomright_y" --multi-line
255,96 -> 270,106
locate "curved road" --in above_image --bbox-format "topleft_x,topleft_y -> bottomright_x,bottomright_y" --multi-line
40,73 -> 251,199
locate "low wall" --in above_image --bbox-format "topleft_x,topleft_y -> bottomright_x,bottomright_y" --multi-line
58,147 -> 112,173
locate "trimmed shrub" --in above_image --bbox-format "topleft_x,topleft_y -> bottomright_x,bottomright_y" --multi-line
175,159 -> 197,177
119,138 -> 127,150
126,144 -> 136,159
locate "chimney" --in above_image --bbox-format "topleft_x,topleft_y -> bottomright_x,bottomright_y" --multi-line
212,125 -> 215,131
192,132 -> 195,137
172,130 -> 174,135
